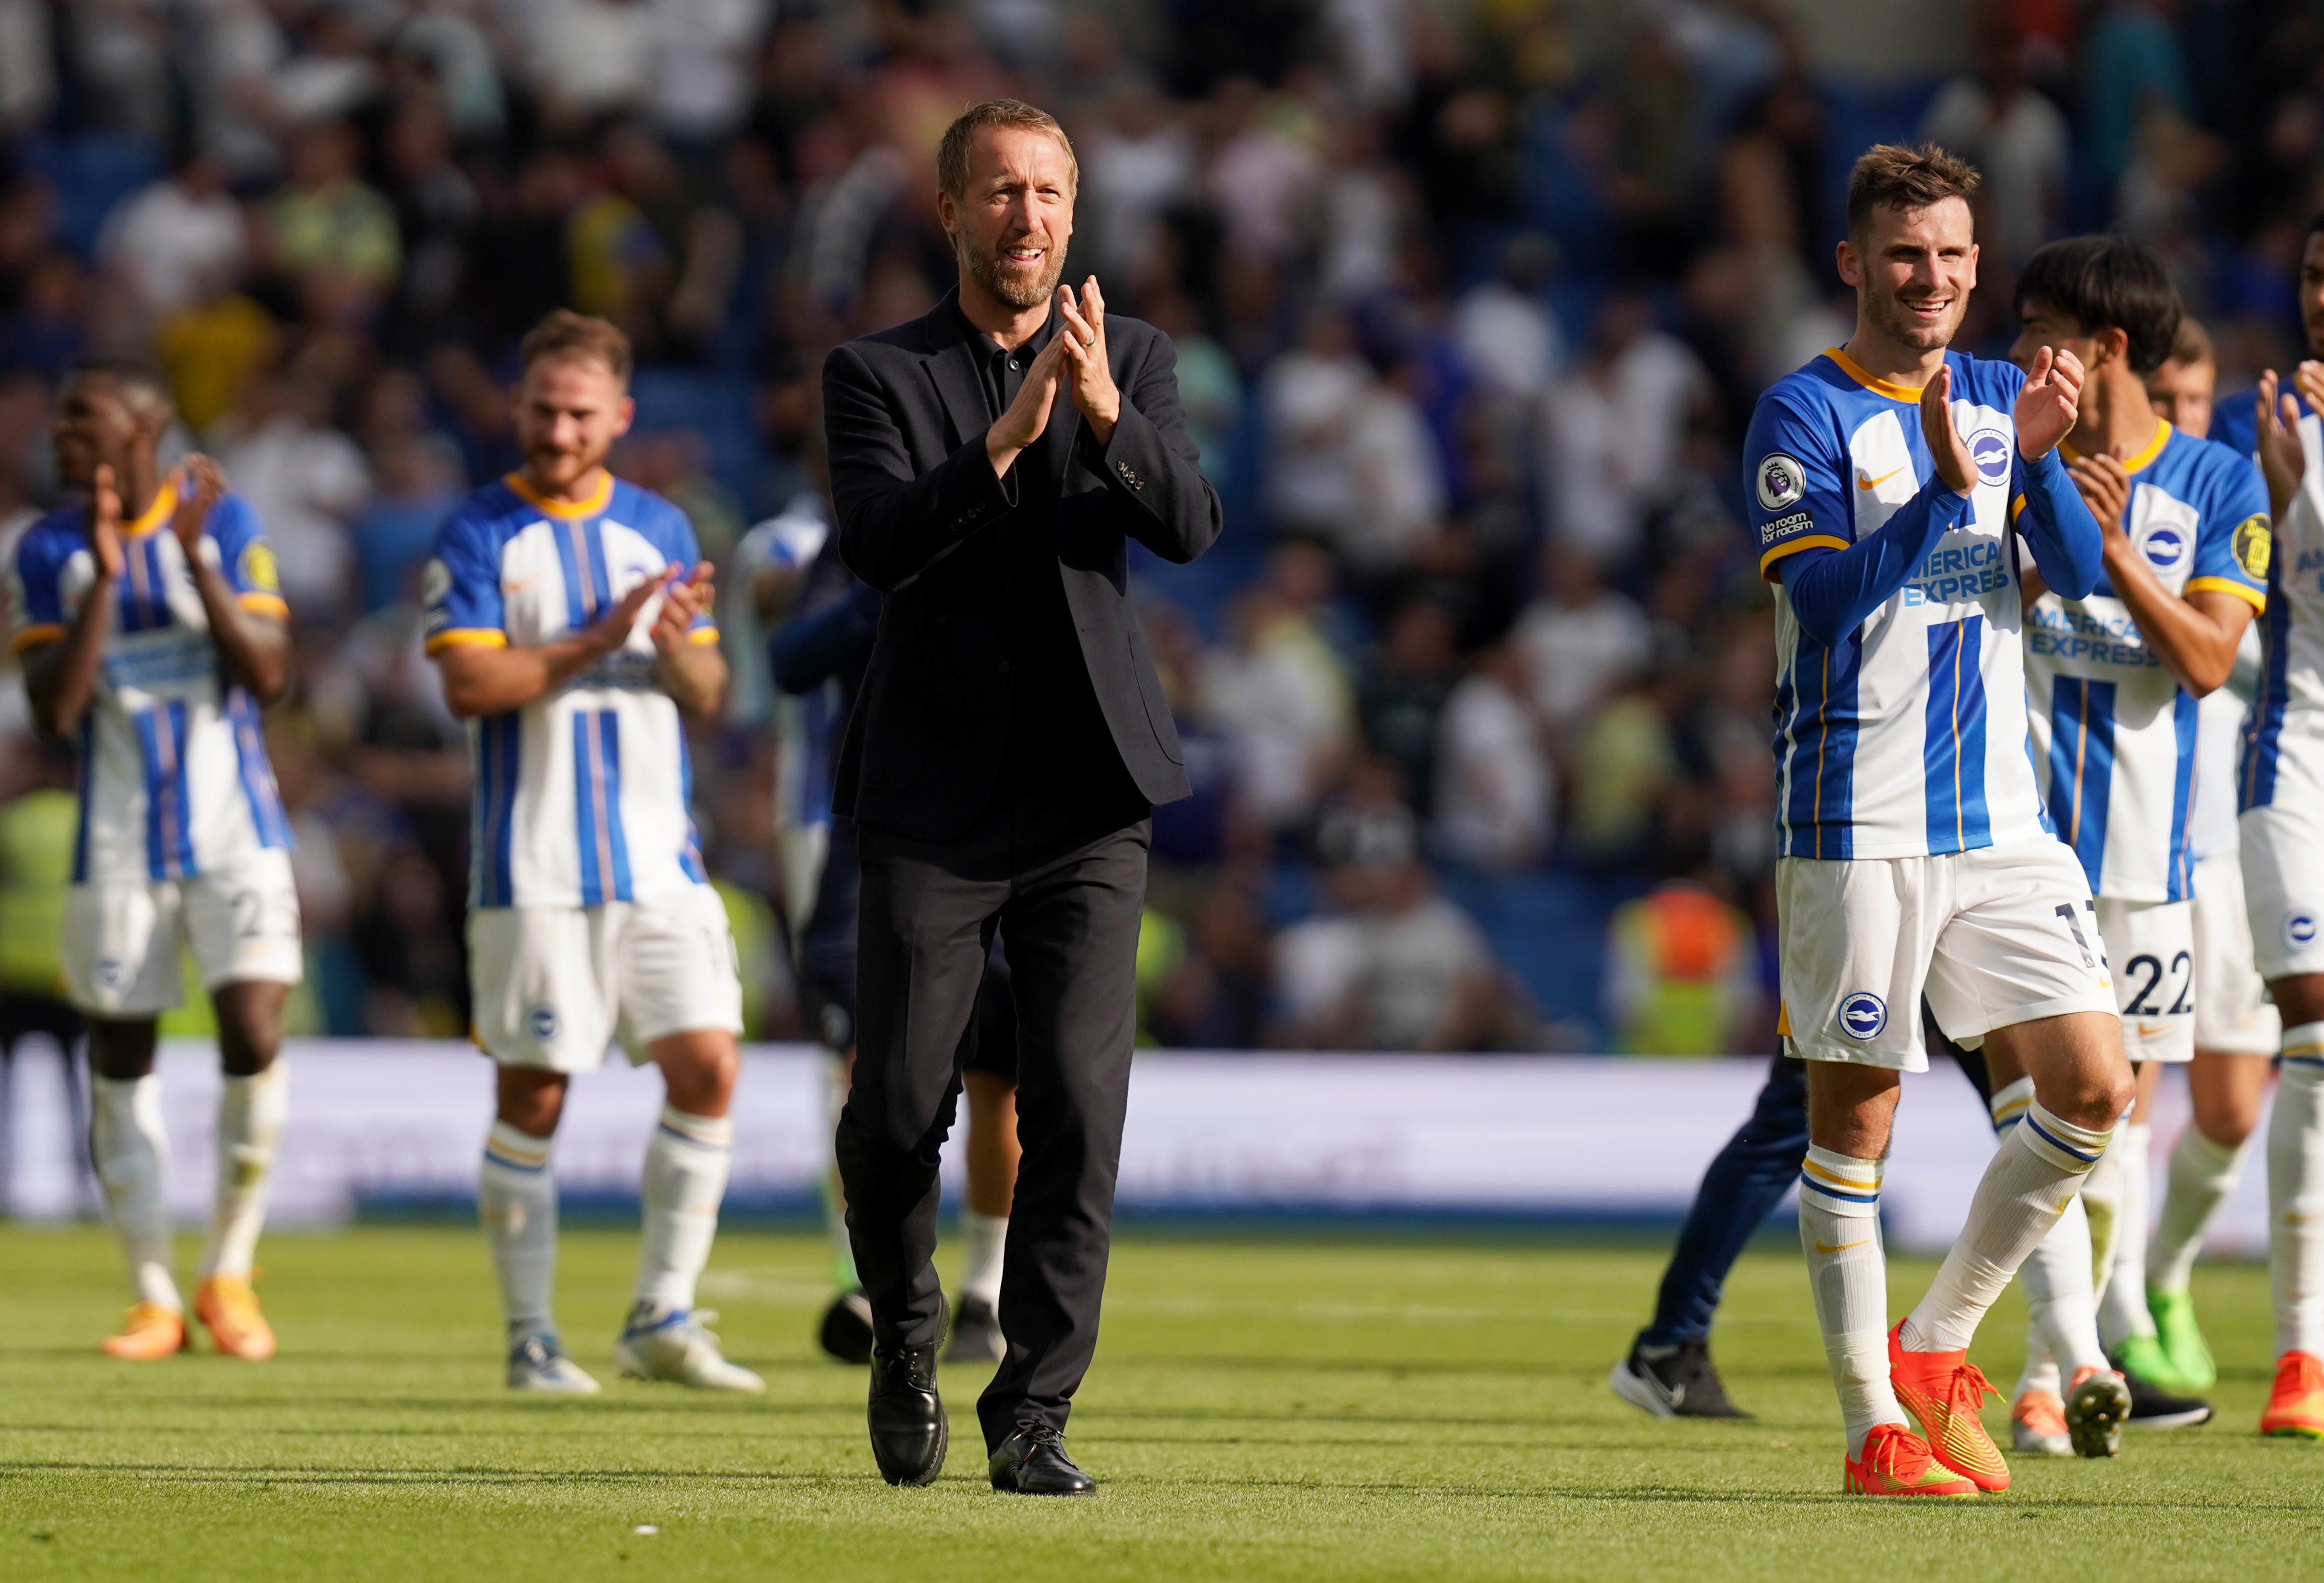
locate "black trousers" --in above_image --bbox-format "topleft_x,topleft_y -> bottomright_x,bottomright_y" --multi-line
837,813 -> 1150,1451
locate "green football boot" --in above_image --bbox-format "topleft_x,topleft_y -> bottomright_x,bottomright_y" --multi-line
2146,1286 -> 2219,1392
2116,1329 -> 2203,1397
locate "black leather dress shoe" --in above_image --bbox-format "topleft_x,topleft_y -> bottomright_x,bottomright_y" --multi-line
987,1422 -> 1095,1495
866,1342 -> 946,1485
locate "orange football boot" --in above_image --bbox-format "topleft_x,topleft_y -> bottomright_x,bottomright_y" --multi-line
2261,1350 -> 2324,1439
2010,1389 -> 2071,1456
195,1274 -> 277,1361
101,1301 -> 186,1360
1844,1422 -> 1979,1496
1889,1321 -> 2009,1491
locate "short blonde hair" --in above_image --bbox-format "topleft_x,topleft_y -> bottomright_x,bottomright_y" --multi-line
936,99 -> 1077,201
519,309 -> 633,385
1846,143 -> 1981,244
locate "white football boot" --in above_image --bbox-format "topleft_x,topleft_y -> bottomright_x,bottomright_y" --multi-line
613,1304 -> 766,1393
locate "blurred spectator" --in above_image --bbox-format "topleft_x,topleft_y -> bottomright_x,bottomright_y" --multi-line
1356,599 -> 1460,815
1202,576 -> 1353,836
1921,15 -> 2068,282
1604,866 -> 1762,1057
214,374 -> 370,620
1432,640 -> 1554,873
1540,294 -> 1709,566
265,120 -> 402,321
1455,233 -> 1563,408
1513,545 -> 1651,735
97,155 -> 249,331
1277,776 -> 1514,1051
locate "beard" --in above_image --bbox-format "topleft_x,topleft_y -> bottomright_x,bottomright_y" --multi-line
963,232 -> 1066,311
1866,287 -> 1966,353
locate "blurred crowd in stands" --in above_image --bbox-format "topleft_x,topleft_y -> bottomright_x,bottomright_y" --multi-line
0,0 -> 2311,1054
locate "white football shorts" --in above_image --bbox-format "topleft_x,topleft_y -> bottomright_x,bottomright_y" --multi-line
2092,896 -> 2194,1063
468,885 -> 743,1071
2242,801 -> 2324,982
63,848 -> 303,1017
2191,850 -> 2279,1055
1777,838 -> 2117,1072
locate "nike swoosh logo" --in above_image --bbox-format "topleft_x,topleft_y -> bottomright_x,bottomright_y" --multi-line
1813,1239 -> 1868,1254
2136,1022 -> 2171,1038
503,573 -> 540,594
1858,466 -> 1904,491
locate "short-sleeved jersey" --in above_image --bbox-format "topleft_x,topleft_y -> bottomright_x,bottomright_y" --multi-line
2213,391 -> 2320,812
2022,423 -> 2267,902
1747,346 -> 2050,860
424,474 -> 716,910
8,478 -> 292,884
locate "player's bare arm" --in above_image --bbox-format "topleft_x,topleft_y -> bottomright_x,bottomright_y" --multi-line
2068,451 -> 2256,695
432,572 -> 661,719
24,462 -> 124,739
171,454 -> 288,704
651,560 -> 727,718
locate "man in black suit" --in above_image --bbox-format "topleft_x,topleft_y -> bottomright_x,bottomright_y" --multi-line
821,99 -> 1222,1494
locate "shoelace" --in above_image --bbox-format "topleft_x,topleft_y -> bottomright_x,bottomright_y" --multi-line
1017,1421 -> 1066,1451
1863,1426 -> 1928,1481
1944,1360 -> 2001,1418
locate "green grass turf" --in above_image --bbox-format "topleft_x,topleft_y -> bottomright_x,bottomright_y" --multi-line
0,1225 -> 2314,1581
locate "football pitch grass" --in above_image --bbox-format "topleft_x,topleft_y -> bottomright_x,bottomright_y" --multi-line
0,1225 -> 2313,1581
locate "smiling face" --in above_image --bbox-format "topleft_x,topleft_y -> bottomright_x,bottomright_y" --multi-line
938,124 -> 1075,313
513,353 -> 633,495
1838,197 -> 1978,355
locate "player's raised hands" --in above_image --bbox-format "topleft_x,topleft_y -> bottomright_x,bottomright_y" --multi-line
1919,365 -> 1975,496
652,561 -> 716,653
2067,453 -> 2131,544
171,454 -> 227,552
85,463 -> 124,581
2294,358 -> 2324,419
2015,344 -> 2084,461
2257,368 -> 2306,516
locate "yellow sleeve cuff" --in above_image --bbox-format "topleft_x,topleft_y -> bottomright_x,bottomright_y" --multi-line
238,592 -> 290,620
1759,535 -> 1852,581
2185,577 -> 2267,612
9,623 -> 62,654
424,628 -> 509,655
686,625 -> 721,646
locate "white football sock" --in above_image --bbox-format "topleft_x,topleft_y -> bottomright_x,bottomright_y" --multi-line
2149,1124 -> 2245,1293
1987,1080 -> 2109,1380
202,1063 -> 287,1280
2097,1121 -> 2155,1342
1902,1099 -> 2112,1354
2270,1029 -> 2324,1358
480,1120 -> 557,1338
634,1106 -> 732,1315
959,1207 -> 1008,1308
1798,1144 -> 1904,1460
92,1075 -> 180,1311
2015,1333 -> 2062,1400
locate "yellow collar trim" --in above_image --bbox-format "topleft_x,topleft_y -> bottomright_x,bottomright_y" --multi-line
2063,419 -> 2172,477
121,479 -> 178,538
1825,346 -> 1926,402
505,470 -> 613,519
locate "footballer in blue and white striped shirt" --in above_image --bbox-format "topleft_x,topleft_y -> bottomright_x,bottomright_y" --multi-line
1745,145 -> 2133,1497
424,311 -> 759,1398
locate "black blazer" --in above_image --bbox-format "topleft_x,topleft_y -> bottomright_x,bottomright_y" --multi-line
821,290 -> 1224,842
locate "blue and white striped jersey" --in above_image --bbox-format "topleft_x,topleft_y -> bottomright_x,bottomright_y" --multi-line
425,474 -> 716,910
2022,422 -> 2268,902
1747,347 -> 2050,860
8,477 -> 292,884
2213,391 -> 2319,813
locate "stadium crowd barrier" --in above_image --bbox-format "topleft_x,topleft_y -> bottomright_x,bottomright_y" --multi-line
0,1041 -> 2272,1256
